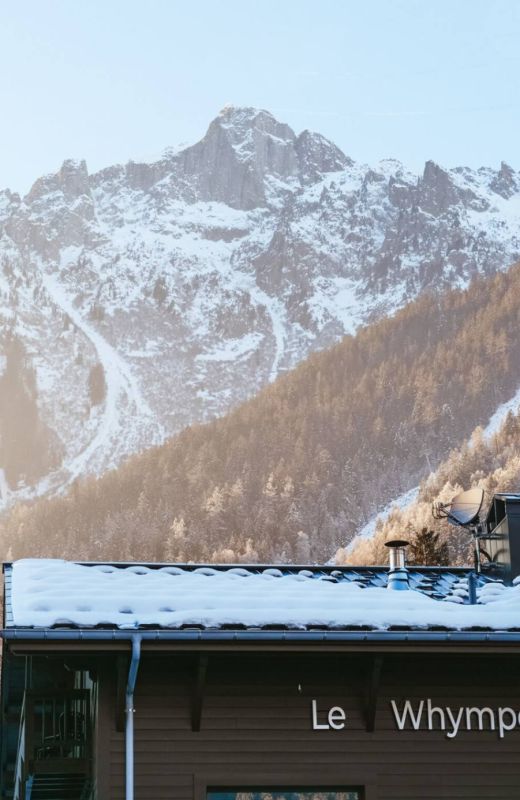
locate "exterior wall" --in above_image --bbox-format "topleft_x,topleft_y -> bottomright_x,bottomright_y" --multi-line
99,650 -> 520,800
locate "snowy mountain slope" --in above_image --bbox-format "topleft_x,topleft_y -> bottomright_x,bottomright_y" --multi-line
344,388 -> 520,568
347,376 -> 520,554
1,106 -> 520,510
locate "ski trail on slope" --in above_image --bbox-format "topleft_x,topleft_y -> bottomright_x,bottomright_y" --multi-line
248,284 -> 286,382
41,273 -> 162,486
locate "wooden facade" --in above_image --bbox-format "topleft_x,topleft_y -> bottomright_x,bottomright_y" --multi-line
3,642 -> 520,800
4,557 -> 520,799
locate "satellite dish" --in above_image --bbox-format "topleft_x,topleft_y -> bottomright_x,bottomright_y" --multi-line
432,487 -> 484,528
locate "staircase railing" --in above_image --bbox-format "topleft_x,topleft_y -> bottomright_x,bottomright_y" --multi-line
13,689 -> 92,799
13,694 -> 26,800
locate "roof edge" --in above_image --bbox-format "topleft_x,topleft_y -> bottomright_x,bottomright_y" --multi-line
3,628 -> 520,644
1,561 -> 476,571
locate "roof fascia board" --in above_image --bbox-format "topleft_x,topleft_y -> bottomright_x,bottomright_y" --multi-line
7,642 -> 520,658
3,628 -> 520,647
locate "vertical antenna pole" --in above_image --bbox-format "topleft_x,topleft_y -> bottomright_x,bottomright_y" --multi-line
473,527 -> 481,574
468,571 -> 477,605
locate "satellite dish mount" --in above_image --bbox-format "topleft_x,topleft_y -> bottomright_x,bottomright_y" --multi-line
432,488 -> 485,574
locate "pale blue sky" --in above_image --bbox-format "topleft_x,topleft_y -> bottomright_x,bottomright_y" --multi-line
1,0 -> 519,194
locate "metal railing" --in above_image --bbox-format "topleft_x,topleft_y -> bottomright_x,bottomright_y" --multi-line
13,689 -> 92,800
13,695 -> 26,800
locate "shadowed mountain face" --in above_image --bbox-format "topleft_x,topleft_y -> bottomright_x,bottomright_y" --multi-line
1,106 -> 519,508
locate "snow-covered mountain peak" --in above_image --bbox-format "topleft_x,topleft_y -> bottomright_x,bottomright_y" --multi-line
161,107 -> 352,209
491,161 -> 518,199
25,158 -> 91,205
209,105 -> 297,163
295,129 -> 352,180
168,106 -> 300,209
1,107 -> 520,512
57,159 -> 90,198
216,104 -> 286,132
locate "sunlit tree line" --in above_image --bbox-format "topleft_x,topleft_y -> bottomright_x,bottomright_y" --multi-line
2,264 -> 520,565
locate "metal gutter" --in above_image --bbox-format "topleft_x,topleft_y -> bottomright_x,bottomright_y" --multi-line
2,628 -> 520,644
126,635 -> 141,800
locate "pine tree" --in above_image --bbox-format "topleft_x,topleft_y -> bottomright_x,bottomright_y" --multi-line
409,527 -> 449,566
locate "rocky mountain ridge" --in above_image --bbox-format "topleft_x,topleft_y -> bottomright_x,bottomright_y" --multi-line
1,106 -> 519,510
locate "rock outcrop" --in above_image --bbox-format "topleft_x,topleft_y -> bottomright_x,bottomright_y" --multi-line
0,105 -> 519,508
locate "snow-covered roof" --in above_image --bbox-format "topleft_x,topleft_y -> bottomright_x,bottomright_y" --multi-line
3,559 -> 520,634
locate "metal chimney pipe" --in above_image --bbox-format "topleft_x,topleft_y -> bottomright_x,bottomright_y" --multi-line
385,539 -> 410,591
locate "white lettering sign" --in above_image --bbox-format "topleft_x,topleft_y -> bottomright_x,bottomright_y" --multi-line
311,699 -> 346,731
310,697 -> 520,739
390,699 -> 520,739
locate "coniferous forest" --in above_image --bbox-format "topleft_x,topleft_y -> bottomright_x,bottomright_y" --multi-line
345,407 -> 520,566
1,263 -> 520,565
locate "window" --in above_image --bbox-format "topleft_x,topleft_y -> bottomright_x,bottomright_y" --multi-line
208,790 -> 362,800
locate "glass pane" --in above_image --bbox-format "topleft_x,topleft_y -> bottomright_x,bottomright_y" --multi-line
208,790 -> 361,800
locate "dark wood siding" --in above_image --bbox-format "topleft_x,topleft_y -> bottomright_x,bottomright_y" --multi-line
100,652 -> 520,800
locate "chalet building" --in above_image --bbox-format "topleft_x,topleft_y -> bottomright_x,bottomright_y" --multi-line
1,494 -> 520,800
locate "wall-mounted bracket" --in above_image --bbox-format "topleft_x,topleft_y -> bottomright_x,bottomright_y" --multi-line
191,655 -> 208,732
364,656 -> 383,732
116,654 -> 127,732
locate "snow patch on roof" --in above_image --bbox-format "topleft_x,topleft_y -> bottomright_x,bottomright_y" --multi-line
8,559 -> 520,632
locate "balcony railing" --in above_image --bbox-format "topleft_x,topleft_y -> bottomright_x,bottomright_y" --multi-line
13,689 -> 92,800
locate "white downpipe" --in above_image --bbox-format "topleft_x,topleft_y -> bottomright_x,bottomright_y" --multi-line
126,635 -> 142,800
